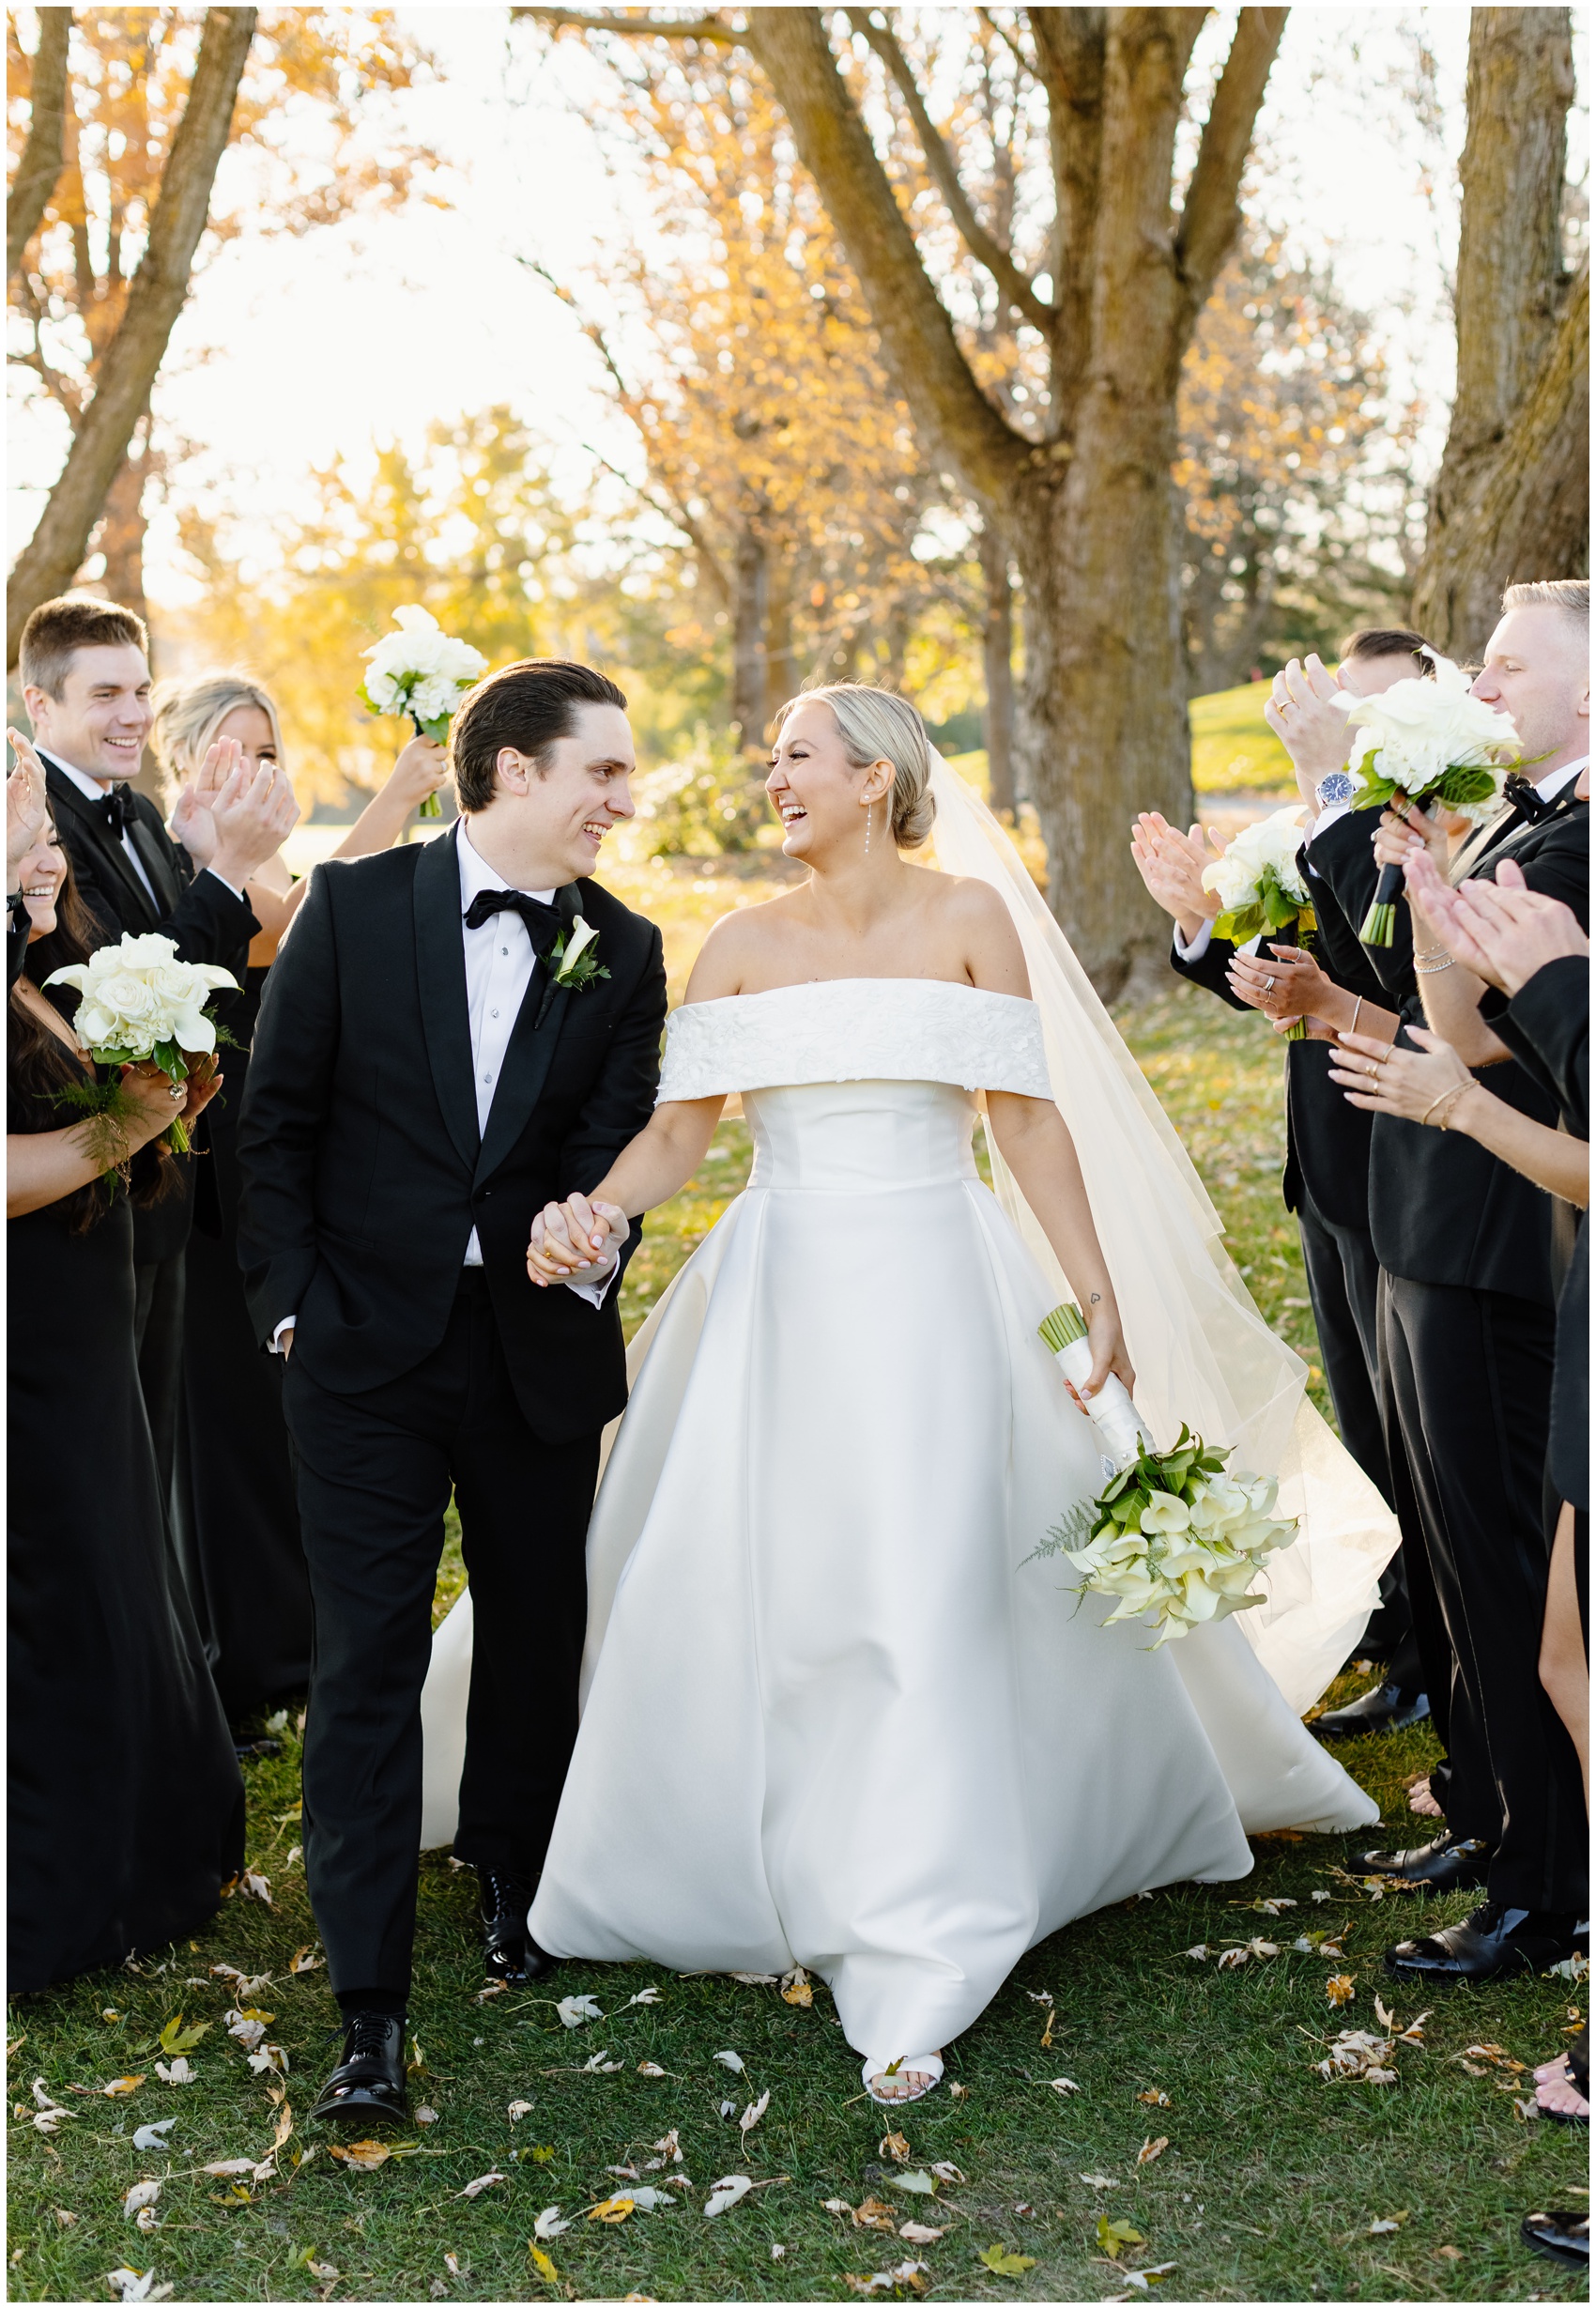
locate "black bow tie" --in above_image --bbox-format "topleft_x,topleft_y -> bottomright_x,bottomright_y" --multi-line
100,783 -> 136,835
1502,772 -> 1554,824
462,886 -> 562,951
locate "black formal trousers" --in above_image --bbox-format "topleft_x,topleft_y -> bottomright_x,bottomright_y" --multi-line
284,1270 -> 600,1999
1378,1272 -> 1585,1912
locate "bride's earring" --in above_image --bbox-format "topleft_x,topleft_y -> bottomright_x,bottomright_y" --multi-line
865,797 -> 874,855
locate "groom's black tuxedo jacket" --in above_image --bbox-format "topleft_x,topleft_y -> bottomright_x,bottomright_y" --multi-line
235,828 -> 668,1444
43,750 -> 259,1262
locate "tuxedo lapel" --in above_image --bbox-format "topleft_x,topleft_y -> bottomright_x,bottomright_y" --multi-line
43,759 -> 161,928
473,882 -> 578,1190
413,827 -> 480,1172
129,812 -> 181,915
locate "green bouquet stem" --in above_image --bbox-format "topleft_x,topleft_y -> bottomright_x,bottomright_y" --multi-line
409,712 -> 444,819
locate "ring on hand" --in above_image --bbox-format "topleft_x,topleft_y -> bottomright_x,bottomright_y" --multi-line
1263,976 -> 1277,994
168,1085 -> 183,1100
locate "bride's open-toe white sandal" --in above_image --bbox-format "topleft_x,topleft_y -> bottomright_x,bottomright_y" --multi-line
864,2054 -> 944,2105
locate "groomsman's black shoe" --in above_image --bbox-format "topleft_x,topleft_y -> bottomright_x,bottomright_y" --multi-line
308,2012 -> 408,2125
1312,1682 -> 1430,1739
1384,1903 -> 1588,1985
1521,2209 -> 1589,2268
479,1870 -> 557,1985
1353,1829 -> 1491,1895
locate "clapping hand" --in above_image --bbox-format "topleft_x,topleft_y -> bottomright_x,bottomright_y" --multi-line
1404,853 -> 1589,994
1129,811 -> 1224,936
528,1192 -> 631,1289
171,738 -> 299,886
6,728 -> 49,889
1327,1025 -> 1471,1126
1264,654 -> 1352,794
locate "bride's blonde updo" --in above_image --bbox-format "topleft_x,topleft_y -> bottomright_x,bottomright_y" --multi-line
777,683 -> 937,850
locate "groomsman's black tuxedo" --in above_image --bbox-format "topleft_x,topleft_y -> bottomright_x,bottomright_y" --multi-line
40,750 -> 259,1579
237,828 -> 668,2001
1316,790 -> 1588,1916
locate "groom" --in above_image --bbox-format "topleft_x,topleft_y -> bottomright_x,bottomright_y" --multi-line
237,660 -> 666,2123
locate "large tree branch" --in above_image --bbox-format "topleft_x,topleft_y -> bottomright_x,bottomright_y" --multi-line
1174,6 -> 1289,316
1024,8 -> 1103,404
8,8 -> 73,281
8,8 -> 257,665
847,11 -> 1054,329
513,7 -> 738,44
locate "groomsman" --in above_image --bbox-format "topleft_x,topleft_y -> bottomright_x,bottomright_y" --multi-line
17,596 -> 296,1573
1297,582 -> 1588,1977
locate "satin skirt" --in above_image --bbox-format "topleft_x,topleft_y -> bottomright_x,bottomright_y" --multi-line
509,1084 -> 1375,2069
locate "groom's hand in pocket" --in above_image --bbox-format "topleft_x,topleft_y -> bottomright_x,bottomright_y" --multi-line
527,1193 -> 629,1288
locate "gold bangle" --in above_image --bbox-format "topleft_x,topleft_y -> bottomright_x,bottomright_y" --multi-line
1432,1082 -> 1475,1131
1349,995 -> 1363,1036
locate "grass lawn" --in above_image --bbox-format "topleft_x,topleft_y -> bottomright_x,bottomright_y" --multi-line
1189,685 -> 1296,796
8,945 -> 1586,2304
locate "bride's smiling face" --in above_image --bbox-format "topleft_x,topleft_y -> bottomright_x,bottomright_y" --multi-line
766,699 -> 890,860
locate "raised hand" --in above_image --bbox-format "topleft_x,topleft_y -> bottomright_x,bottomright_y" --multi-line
169,734 -> 243,867
384,734 -> 450,812
208,756 -> 300,889
1129,811 -> 1223,940
6,728 -> 50,887
1264,654 -> 1352,794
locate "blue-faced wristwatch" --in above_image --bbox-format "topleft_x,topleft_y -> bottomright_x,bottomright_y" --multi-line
1314,771 -> 1357,808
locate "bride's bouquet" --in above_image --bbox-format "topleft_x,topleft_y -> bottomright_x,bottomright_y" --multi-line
44,931 -> 238,1158
1331,652 -> 1523,945
1035,1305 -> 1298,1645
358,605 -> 487,819
1199,805 -> 1315,1039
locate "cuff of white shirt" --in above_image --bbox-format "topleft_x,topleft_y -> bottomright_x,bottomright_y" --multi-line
1302,801 -> 1352,847
269,1316 -> 296,1355
203,865 -> 247,902
566,1255 -> 622,1312
1173,919 -> 1215,963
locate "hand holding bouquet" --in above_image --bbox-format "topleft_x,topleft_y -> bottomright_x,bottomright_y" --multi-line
1332,653 -> 1523,945
358,606 -> 487,819
44,932 -> 238,1158
1199,806 -> 1316,1039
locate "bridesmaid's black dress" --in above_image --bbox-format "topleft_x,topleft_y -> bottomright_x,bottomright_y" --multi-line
8,1036 -> 246,1992
179,963 -> 312,1723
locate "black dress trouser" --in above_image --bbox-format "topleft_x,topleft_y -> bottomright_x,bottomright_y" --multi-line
1296,1197 -> 1424,1691
284,1271 -> 600,1999
1379,1272 -> 1587,1914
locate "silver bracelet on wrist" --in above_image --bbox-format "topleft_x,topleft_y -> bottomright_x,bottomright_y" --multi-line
1415,953 -> 1455,976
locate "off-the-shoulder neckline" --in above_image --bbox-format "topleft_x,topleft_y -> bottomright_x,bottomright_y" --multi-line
675,977 -> 1037,1013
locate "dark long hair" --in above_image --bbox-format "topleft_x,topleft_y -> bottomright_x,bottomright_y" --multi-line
8,846 -> 179,1230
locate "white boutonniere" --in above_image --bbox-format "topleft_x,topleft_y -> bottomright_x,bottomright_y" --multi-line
549,916 -> 607,993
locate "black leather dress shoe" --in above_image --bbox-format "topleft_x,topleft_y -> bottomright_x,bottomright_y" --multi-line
308,2012 -> 407,2125
1353,1829 -> 1491,1894
1312,1682 -> 1430,1739
1385,1902 -> 1587,1984
479,1869 -> 557,1985
1522,2209 -> 1588,2267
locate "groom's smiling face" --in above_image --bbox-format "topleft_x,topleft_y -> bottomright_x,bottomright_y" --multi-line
482,701 -> 637,885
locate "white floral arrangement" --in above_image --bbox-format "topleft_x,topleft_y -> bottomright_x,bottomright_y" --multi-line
44,931 -> 238,1156
1033,1424 -> 1299,1647
1331,652 -> 1525,943
358,605 -> 487,818
1200,805 -> 1315,1036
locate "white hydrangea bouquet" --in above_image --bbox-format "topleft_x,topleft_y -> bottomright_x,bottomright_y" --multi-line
1332,651 -> 1524,945
45,931 -> 238,1157
1032,1304 -> 1298,1645
1200,804 -> 1315,1039
358,605 -> 487,819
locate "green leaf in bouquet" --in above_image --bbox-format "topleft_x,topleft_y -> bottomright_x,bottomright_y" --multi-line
1350,771 -> 1402,812
1435,762 -> 1498,809
1212,900 -> 1268,945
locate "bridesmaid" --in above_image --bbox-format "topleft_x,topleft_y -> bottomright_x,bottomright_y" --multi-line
151,672 -> 450,1727
8,811 -> 244,1989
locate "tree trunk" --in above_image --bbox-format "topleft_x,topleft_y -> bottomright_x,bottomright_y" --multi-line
94,417 -> 152,629
8,8 -> 72,282
763,551 -> 798,728
977,521 -> 1016,816
1411,8 -> 1583,656
730,520 -> 769,752
7,7 -> 256,667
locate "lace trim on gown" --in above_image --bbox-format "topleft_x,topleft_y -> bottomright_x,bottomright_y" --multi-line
656,977 -> 1052,1102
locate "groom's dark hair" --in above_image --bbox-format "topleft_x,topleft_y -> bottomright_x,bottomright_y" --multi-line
451,658 -> 628,812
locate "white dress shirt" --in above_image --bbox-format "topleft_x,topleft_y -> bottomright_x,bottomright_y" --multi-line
48,751 -> 244,904
271,819 -> 614,1351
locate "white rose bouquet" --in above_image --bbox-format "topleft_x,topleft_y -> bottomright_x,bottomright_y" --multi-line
357,605 -> 488,819
1331,652 -> 1524,945
1032,1414 -> 1299,1648
44,931 -> 238,1158
1199,805 -> 1316,1039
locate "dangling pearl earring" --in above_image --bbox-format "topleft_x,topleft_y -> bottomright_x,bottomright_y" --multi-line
865,798 -> 874,855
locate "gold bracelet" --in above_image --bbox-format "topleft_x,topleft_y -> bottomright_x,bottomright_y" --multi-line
1419,1080 -> 1465,1125
1349,995 -> 1363,1036
1432,1082 -> 1475,1131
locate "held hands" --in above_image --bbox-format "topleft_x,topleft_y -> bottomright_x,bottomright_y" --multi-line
6,729 -> 49,886
527,1192 -> 631,1289
1328,1026 -> 1472,1128
1404,853 -> 1589,995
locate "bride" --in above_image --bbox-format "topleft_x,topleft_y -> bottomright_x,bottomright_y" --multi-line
424,683 -> 1394,2105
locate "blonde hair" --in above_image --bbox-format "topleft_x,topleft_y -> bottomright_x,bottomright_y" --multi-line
775,683 -> 937,849
1502,577 -> 1589,626
149,670 -> 285,793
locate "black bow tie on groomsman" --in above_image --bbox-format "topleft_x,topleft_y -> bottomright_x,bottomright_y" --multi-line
461,886 -> 563,953
100,782 -> 137,835
1501,772 -> 1555,824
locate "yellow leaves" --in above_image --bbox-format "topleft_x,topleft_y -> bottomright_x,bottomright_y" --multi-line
327,2139 -> 391,2170
587,2195 -> 635,2224
154,2016 -> 208,2058
102,2076 -> 146,2098
1326,1975 -> 1356,2008
853,2198 -> 900,2233
1097,2215 -> 1145,2260
879,2132 -> 911,2165
1135,2088 -> 1170,2108
781,1967 -> 814,2008
528,2244 -> 560,2284
1316,2031 -> 1398,2085
980,2247 -> 1037,2279
1136,2136 -> 1169,2167
844,2266 -> 929,2298
289,1947 -> 322,1975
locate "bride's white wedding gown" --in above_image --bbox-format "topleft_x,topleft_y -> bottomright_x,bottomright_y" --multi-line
419,977 -> 1379,2073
